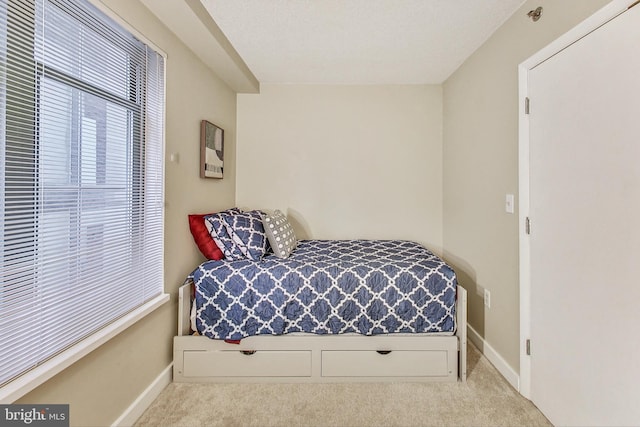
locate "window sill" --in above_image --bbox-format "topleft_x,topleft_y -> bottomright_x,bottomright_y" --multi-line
0,293 -> 170,403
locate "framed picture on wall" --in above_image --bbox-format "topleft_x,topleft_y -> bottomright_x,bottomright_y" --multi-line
200,120 -> 224,179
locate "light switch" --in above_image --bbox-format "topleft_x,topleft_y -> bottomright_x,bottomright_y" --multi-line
169,152 -> 180,163
505,194 -> 515,214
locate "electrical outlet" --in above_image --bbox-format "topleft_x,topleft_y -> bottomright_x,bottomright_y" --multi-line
484,289 -> 491,308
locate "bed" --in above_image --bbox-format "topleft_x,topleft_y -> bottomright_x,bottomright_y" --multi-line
174,235 -> 467,383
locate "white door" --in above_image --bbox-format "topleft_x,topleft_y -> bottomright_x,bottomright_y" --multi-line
526,4 -> 640,426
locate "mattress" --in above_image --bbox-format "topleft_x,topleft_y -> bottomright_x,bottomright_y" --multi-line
190,240 -> 458,341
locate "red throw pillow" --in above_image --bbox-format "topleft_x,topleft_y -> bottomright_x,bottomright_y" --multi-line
188,214 -> 224,260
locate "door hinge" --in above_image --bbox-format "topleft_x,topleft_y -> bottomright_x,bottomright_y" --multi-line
526,339 -> 531,356
525,217 -> 531,235
525,97 -> 530,114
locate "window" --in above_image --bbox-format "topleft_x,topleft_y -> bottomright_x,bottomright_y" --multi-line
0,0 -> 165,395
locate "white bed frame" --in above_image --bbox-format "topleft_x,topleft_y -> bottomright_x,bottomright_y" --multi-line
174,283 -> 467,383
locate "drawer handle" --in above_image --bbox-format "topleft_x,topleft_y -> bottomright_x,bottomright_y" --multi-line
376,350 -> 392,355
240,350 -> 256,356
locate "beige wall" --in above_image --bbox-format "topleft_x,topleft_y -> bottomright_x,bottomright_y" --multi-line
237,84 -> 444,253
15,1 -> 238,425
442,0 -> 611,373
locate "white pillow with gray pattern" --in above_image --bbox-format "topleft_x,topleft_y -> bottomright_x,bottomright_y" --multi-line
261,210 -> 297,258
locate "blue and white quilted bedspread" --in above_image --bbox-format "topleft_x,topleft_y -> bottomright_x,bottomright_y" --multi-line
191,240 -> 457,340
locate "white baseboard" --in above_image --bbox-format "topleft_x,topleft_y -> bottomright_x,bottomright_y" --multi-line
112,363 -> 172,427
467,325 -> 520,391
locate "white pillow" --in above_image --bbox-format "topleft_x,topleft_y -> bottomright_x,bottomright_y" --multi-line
261,210 -> 297,258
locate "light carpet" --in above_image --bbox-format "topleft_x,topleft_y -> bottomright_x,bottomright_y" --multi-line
134,343 -> 551,427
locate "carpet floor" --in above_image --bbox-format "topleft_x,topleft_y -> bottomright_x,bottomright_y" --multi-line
134,343 -> 551,427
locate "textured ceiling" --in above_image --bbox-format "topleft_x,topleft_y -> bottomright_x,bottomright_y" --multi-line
200,0 -> 527,84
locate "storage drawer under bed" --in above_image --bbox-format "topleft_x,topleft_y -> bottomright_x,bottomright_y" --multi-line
181,350 -> 312,377
174,284 -> 467,383
321,350 -> 452,377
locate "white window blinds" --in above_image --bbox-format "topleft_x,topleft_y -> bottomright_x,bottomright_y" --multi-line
0,0 -> 165,389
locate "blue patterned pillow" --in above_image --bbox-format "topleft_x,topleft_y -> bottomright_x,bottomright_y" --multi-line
220,210 -> 268,261
204,208 -> 244,260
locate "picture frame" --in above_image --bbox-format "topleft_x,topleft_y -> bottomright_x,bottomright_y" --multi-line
200,120 -> 224,179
